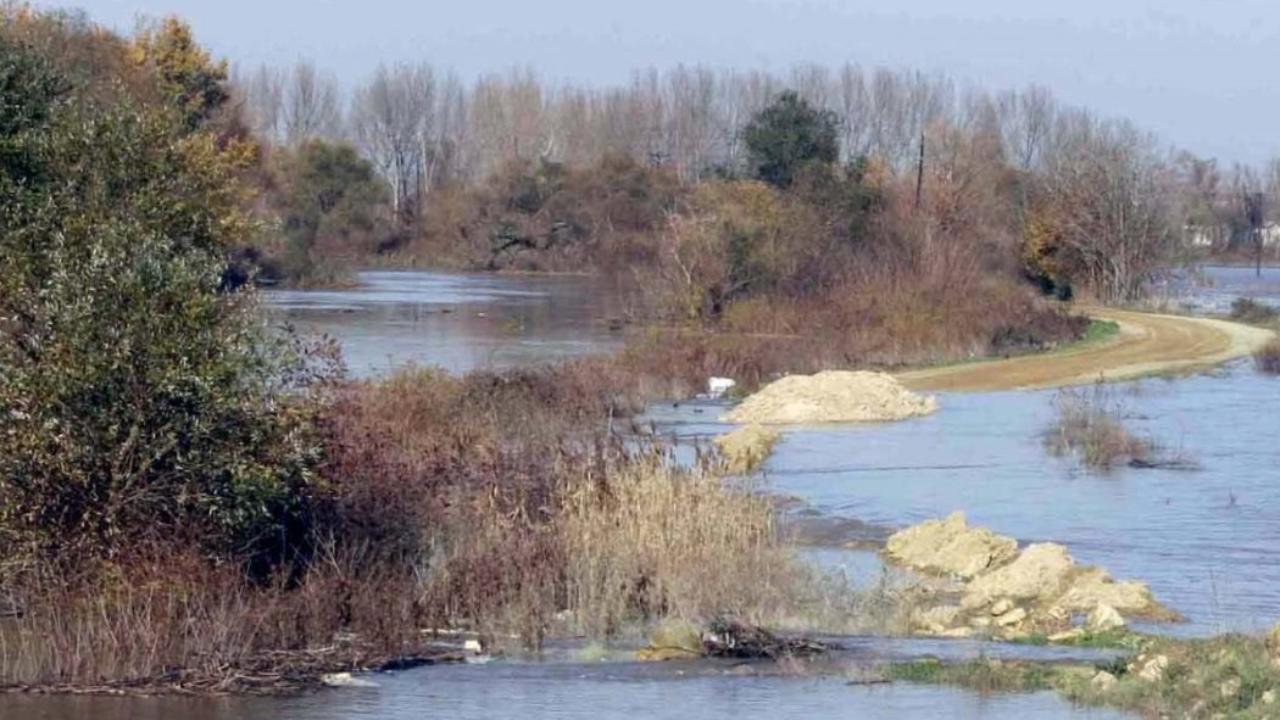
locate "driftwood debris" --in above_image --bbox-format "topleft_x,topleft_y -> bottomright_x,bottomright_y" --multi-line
701,618 -> 833,660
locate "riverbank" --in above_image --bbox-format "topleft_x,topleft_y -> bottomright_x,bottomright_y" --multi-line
898,307 -> 1275,392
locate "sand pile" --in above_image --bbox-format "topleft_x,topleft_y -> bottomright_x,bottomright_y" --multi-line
724,371 -> 938,424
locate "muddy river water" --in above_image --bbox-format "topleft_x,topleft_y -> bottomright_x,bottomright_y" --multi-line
5,266 -> 1276,719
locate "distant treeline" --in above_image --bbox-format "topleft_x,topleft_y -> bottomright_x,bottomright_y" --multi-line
235,61 -> 1280,256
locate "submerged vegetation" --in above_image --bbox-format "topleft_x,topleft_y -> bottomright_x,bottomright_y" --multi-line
1043,384 -> 1196,471
1255,339 -> 1280,375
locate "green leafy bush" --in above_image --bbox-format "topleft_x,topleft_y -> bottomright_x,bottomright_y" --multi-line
0,31 -> 322,576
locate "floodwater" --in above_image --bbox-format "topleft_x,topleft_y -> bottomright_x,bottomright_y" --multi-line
649,362 -> 1280,637
4,642 -> 1130,720
13,266 -> 1275,719
265,270 -> 625,376
1167,263 -> 1280,313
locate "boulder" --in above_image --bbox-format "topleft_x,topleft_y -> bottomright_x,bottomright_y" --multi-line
912,605 -> 963,634
1137,654 -> 1168,683
962,543 -> 1074,609
1086,603 -> 1126,632
994,607 -> 1028,628
1090,670 -> 1118,692
884,512 -> 1019,580
1050,567 -> 1173,620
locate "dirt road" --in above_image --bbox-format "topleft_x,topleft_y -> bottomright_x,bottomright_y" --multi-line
897,307 -> 1276,393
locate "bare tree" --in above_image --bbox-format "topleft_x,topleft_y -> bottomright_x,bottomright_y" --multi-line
283,61 -> 341,144
1041,118 -> 1179,301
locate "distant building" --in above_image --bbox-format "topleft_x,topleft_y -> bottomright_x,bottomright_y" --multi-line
1185,222 -> 1280,249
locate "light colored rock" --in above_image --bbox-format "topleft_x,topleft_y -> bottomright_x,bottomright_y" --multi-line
713,424 -> 780,475
912,605 -> 963,633
1090,671 -> 1118,692
463,638 -> 483,654
990,598 -> 1013,616
724,370 -> 938,425
962,543 -> 1074,609
321,672 -> 379,688
1086,603 -> 1127,632
884,512 -> 1019,580
1220,677 -> 1242,699
1138,654 -> 1169,683
994,607 -> 1028,628
1049,628 -> 1085,643
1051,567 -> 1172,619
636,620 -> 703,662
970,616 -> 993,629
1262,689 -> 1276,705
936,626 -> 975,639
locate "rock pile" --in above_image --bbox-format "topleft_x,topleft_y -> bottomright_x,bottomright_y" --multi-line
884,512 -> 1179,640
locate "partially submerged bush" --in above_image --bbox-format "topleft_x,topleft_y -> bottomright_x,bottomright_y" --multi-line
1254,338 -> 1280,375
1231,297 -> 1279,325
1044,385 -> 1157,470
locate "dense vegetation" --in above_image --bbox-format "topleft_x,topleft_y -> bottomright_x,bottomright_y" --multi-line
0,8 -> 848,690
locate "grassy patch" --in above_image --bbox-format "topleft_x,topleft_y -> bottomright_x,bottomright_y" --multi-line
1080,319 -> 1121,345
895,631 -> 1280,719
889,658 -> 1061,694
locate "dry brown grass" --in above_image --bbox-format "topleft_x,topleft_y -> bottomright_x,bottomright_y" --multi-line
0,547 -> 430,690
561,457 -> 800,636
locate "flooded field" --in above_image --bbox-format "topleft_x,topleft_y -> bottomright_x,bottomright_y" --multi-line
1170,264 -> 1280,313
268,267 -> 1280,635
649,362 -> 1280,637
15,266 -> 1263,719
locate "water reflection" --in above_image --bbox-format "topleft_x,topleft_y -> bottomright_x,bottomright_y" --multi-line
265,270 -> 625,377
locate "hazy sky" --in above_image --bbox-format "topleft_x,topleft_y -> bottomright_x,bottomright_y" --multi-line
39,0 -> 1280,164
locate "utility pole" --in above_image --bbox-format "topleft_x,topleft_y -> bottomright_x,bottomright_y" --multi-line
914,131 -> 925,211
1245,191 -> 1265,278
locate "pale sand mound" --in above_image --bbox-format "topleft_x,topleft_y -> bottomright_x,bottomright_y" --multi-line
724,371 -> 938,425
713,424 -> 780,475
884,511 -> 1019,580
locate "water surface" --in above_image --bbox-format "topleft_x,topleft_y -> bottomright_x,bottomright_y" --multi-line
266,270 -> 624,376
